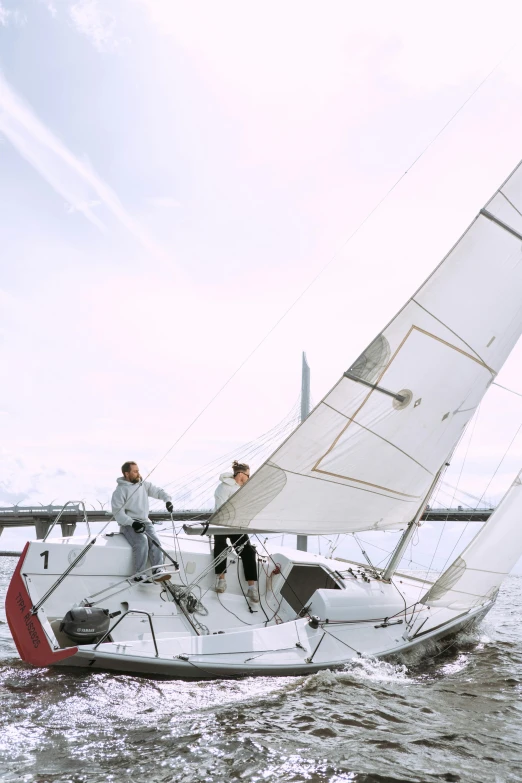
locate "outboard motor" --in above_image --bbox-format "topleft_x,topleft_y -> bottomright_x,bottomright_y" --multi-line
60,607 -> 111,644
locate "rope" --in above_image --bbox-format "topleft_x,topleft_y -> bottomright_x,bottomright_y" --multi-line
253,535 -> 314,619
258,558 -> 285,626
216,591 -> 252,626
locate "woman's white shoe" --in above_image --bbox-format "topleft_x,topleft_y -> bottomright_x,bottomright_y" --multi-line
247,584 -> 259,602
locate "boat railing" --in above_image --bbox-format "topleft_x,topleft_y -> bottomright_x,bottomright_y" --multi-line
93,609 -> 159,657
42,500 -> 92,542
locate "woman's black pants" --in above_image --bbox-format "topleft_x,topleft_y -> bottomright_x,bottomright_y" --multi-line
214,534 -> 257,581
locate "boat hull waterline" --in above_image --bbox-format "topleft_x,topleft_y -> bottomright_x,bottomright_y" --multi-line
61,604 -> 491,679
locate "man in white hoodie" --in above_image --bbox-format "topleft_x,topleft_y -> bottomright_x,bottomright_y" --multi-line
214,461 -> 259,602
111,461 -> 173,583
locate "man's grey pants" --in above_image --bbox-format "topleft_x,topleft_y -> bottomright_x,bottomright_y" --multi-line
120,521 -> 163,574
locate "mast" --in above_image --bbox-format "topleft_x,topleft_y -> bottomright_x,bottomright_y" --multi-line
382,464 -> 445,581
297,352 -> 311,552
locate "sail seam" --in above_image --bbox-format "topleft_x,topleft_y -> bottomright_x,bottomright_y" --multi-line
445,566 -> 509,577
321,401 -> 432,475
499,189 -> 522,221
480,208 -> 522,242
411,300 -> 488,366
430,586 -> 496,599
275,466 -> 416,503
313,467 -> 421,499
410,326 -> 494,371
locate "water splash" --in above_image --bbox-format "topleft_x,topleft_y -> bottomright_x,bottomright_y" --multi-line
297,657 -> 411,692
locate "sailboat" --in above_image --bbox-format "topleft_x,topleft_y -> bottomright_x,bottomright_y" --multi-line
6,158 -> 522,678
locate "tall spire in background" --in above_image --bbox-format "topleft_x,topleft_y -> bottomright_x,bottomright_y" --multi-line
300,352 -> 310,423
297,352 -> 311,552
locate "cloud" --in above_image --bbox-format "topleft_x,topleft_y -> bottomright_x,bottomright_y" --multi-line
0,453 -> 37,505
148,197 -> 182,208
0,3 -> 27,27
13,10 -> 27,26
0,486 -> 32,504
0,69 -> 168,260
69,0 -> 121,51
0,448 -> 76,507
38,1 -> 57,18
65,198 -> 102,215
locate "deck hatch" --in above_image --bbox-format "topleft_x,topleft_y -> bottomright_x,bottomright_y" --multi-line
281,565 -> 340,614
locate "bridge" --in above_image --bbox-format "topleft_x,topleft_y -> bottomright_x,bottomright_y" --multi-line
0,504 -> 494,541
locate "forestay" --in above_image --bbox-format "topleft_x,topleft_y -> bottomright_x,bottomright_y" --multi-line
212,161 -> 522,535
421,469 -> 522,610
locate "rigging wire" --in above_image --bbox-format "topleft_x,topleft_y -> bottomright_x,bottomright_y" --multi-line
168,399 -> 300,490
351,533 -> 378,571
476,419 -> 522,505
401,398 -> 522,611
407,523 -> 420,567
431,382 -> 522,569
432,486 -> 479,510
492,382 -> 522,398
423,405 -> 481,576
148,398 -> 301,510
440,482 -> 492,506
407,408 -> 481,602
436,416 -> 522,578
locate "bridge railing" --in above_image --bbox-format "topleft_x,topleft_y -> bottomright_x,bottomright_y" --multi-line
0,504 -> 492,542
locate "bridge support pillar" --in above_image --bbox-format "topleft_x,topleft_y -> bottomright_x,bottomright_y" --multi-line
296,535 -> 308,552
34,520 -> 51,540
60,522 -> 77,537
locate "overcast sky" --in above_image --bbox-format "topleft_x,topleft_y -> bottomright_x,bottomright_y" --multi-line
2,1 -> 522,570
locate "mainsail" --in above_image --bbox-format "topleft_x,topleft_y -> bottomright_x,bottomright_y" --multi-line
212,161 -> 522,534
421,469 -> 522,610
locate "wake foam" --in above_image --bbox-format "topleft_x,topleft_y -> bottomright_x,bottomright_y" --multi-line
297,658 -> 411,692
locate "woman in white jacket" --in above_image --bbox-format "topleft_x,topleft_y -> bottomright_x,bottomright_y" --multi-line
214,461 -> 259,602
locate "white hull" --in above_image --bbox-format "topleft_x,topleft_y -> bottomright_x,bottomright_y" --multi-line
5,530 -> 495,679
60,602 -> 491,679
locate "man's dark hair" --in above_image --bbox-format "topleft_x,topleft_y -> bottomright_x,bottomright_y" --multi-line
121,461 -> 137,476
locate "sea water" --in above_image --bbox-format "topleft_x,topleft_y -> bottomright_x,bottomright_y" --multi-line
0,559 -> 520,783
